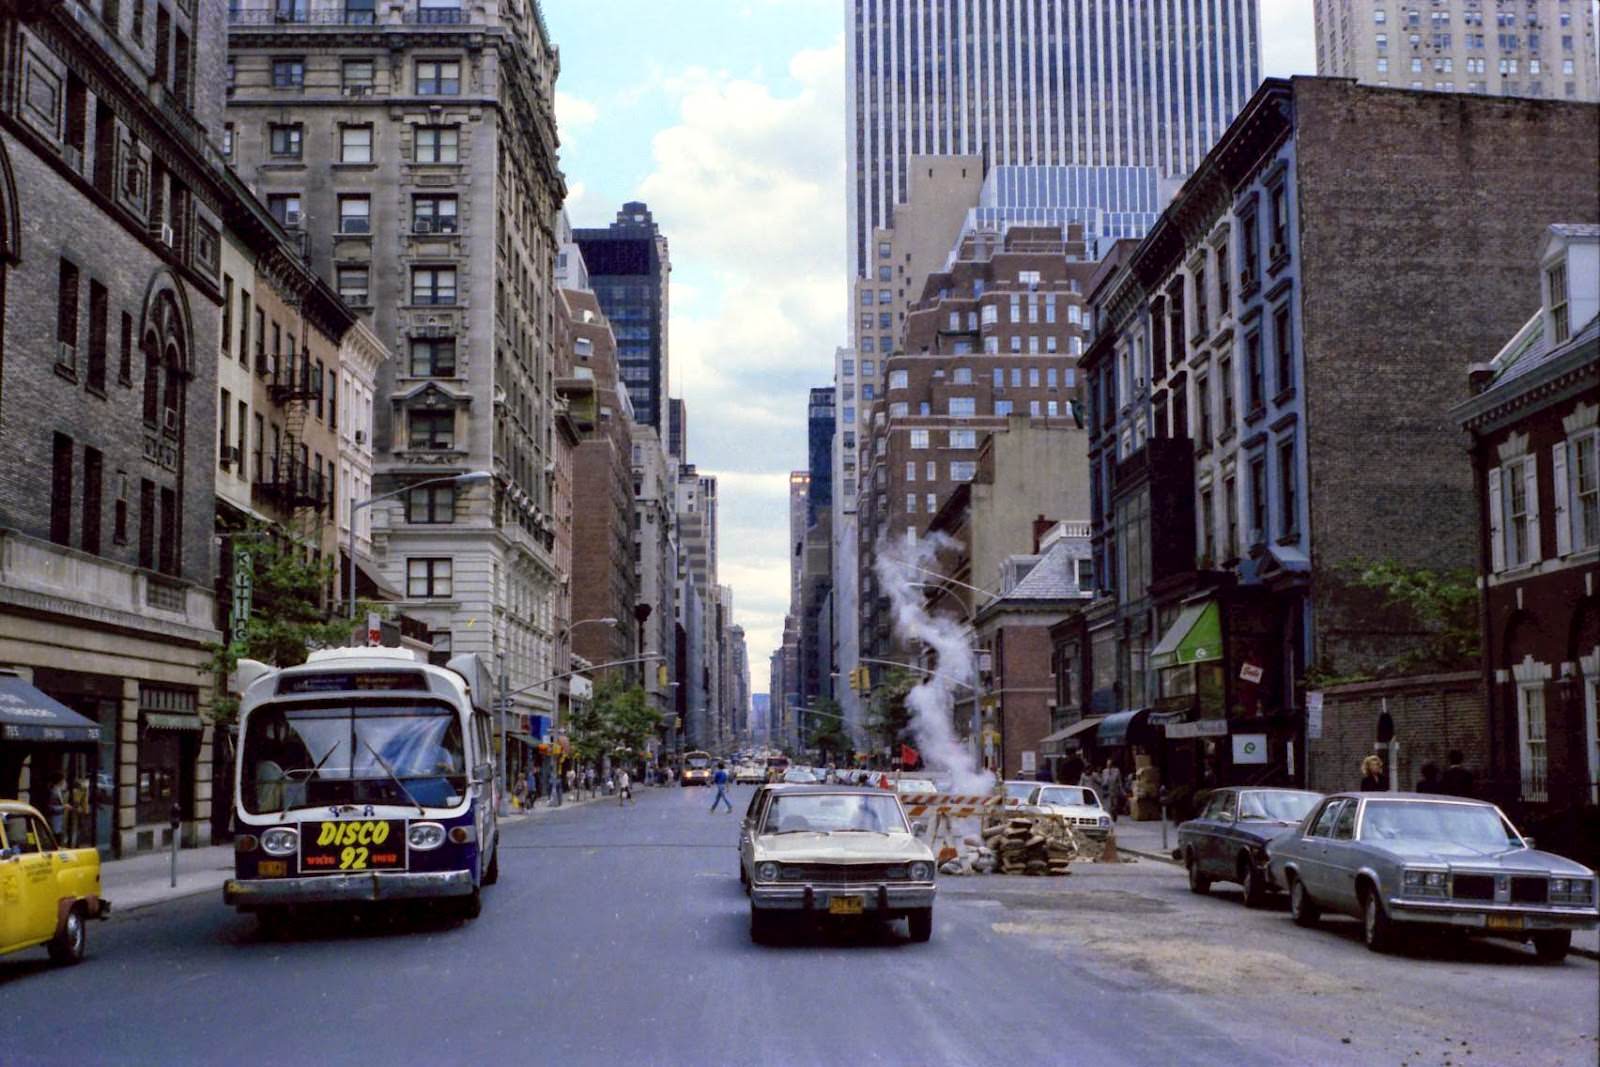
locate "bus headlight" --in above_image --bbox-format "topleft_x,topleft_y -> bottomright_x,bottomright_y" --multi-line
260,828 -> 298,856
408,822 -> 446,851
908,861 -> 934,882
756,862 -> 779,882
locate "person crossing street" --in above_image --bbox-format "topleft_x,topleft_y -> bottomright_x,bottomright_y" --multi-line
709,762 -> 733,813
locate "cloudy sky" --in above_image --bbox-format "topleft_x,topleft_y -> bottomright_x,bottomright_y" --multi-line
544,0 -> 1319,694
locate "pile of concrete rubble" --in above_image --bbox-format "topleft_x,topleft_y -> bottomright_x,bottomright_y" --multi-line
934,813 -> 1118,876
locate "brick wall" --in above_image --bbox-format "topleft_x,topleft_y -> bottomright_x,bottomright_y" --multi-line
1306,671 -> 1487,794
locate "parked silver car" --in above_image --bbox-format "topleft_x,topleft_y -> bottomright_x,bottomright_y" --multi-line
1267,792 -> 1598,961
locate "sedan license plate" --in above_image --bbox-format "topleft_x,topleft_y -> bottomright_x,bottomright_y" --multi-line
1486,914 -> 1524,932
828,895 -> 864,916
257,860 -> 287,877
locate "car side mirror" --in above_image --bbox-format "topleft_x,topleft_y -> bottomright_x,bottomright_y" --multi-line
911,821 -> 928,836
1522,836 -> 1535,850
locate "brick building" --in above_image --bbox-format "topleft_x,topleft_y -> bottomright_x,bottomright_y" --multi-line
1069,77 -> 1599,801
858,223 -> 1094,672
0,0 -> 231,854
1455,223 -> 1599,858
558,288 -> 638,679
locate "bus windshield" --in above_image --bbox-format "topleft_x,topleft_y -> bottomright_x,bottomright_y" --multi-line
685,754 -> 711,769
241,702 -> 466,814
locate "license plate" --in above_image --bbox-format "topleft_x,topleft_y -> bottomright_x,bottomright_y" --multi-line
828,896 -> 864,916
257,860 -> 287,877
1486,914 -> 1524,932
300,820 -> 407,873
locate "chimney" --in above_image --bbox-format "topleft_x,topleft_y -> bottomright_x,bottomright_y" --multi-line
1467,363 -> 1494,396
1032,515 -> 1053,553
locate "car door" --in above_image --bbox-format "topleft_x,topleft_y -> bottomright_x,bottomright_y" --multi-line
1319,798 -> 1363,916
1297,799 -> 1346,901
1190,791 -> 1226,876
1207,791 -> 1240,877
0,812 -> 56,949
739,788 -> 768,876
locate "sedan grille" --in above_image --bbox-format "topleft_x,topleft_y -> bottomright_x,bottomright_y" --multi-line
1510,876 -> 1548,904
779,863 -> 904,883
1451,874 -> 1495,901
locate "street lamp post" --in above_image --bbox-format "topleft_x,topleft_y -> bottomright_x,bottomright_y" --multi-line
346,469 -> 493,621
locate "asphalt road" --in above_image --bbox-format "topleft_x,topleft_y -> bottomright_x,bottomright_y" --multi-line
2,785 -> 1596,1066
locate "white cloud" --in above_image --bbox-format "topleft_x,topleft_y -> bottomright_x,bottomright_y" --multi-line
628,38 -> 847,682
555,90 -> 599,131
564,179 -> 587,211
1261,2 -> 1317,79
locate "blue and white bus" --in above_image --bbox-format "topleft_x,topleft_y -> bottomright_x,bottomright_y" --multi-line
223,647 -> 500,927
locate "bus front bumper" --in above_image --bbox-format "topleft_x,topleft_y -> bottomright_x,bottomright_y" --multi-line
224,870 -> 474,910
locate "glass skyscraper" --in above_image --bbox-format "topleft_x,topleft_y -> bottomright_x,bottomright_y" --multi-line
574,202 -> 671,430
846,0 -> 1263,277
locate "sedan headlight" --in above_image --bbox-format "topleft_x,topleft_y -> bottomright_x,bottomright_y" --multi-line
1099,816 -> 1111,827
260,828 -> 298,856
408,822 -> 446,851
1552,878 -> 1594,905
1402,868 -> 1448,897
908,861 -> 934,882
756,862 -> 780,882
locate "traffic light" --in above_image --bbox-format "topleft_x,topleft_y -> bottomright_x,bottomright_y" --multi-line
656,663 -> 669,687
848,666 -> 870,692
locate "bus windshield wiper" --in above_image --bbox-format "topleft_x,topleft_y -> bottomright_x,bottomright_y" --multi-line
360,736 -> 426,816
282,741 -> 341,819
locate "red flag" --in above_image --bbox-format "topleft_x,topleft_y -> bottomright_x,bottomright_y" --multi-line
900,743 -> 920,768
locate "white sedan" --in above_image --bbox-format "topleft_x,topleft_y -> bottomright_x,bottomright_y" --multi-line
1024,784 -> 1112,840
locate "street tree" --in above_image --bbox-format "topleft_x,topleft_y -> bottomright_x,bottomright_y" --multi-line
805,697 -> 850,764
865,669 -> 916,754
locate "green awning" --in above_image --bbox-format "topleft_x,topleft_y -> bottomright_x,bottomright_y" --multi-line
1150,601 -> 1222,669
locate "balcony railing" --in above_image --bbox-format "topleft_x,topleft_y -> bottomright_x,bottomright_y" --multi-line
268,359 -> 323,403
403,6 -> 467,24
228,4 -> 380,25
257,455 -> 327,511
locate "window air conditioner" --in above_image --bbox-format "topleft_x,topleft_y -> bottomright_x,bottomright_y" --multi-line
62,145 -> 83,173
163,409 -> 179,432
355,429 -> 366,445
157,223 -> 175,246
57,342 -> 77,370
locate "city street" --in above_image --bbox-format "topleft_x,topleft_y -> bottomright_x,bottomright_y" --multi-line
3,786 -> 1596,1067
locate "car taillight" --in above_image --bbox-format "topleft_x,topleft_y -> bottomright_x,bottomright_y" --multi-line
448,825 -> 475,844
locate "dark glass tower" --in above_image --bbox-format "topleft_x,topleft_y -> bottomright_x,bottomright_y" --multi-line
574,202 -> 671,430
807,386 -> 835,527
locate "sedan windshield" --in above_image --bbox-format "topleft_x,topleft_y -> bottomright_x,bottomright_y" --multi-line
1037,786 -> 1099,808
1003,782 -> 1037,801
1239,791 -> 1320,822
1359,800 -> 1522,849
241,702 -> 465,814
761,793 -> 909,834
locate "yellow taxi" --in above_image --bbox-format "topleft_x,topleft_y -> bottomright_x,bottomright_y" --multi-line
1,800 -> 109,965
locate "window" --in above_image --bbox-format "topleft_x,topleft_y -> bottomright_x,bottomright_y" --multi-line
1566,431 -> 1599,553
416,60 -> 460,95
1374,7 -> 1385,23
861,360 -> 875,376
1278,439 -> 1298,539
876,289 -> 891,305
1497,456 -> 1538,569
1548,261 -> 1569,343
1200,488 -> 1216,562
905,461 -> 916,482
1517,683 -> 1548,802
1245,333 -> 1264,413
57,258 -> 80,363
408,485 -> 455,523
339,125 -> 373,163
413,194 -> 458,233
408,409 -> 454,449
908,429 -> 929,450
1219,355 -> 1235,430
407,558 -> 453,598
1196,373 -> 1212,447
995,399 -> 1013,416
906,494 -> 918,514
1192,265 -> 1208,336
877,241 -> 891,259
949,429 -> 976,448
409,342 -> 454,379
412,266 -> 456,305
50,433 -> 73,546
337,266 -> 369,305
888,402 -> 908,417
267,193 -> 301,227
338,195 -> 370,234
925,461 -> 936,479
1224,476 -> 1239,559
271,58 -> 305,88
860,384 -> 874,401
950,461 -> 976,481
980,304 -> 997,326
952,367 -> 972,385
1249,456 -> 1268,545
269,123 -> 302,159
1377,57 -> 1389,73
1011,367 -> 1022,387
119,311 -> 133,384
948,397 -> 975,417
887,369 -> 908,390
87,279 -> 108,392
1274,306 -> 1294,394
342,58 -> 375,89
414,125 -> 458,163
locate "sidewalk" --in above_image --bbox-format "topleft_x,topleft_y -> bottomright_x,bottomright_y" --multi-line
99,790 -> 620,916
1100,815 -> 1599,962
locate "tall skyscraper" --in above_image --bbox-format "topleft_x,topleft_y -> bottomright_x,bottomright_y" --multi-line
1314,1 -> 1599,101
789,471 -> 811,614
807,387 -> 836,525
574,203 -> 671,430
846,0 -> 1263,279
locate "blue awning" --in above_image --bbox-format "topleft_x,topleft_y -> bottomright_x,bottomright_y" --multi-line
0,672 -> 103,744
1096,708 -> 1151,747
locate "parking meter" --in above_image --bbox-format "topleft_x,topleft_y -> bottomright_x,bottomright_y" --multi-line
169,802 -> 181,888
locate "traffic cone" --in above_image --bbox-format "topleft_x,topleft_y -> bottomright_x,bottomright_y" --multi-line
1096,830 -> 1120,864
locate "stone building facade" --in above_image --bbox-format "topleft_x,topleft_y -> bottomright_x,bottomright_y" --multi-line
224,0 -> 566,727
631,426 -> 679,729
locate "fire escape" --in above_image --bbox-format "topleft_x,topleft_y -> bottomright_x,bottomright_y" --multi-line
258,309 -> 326,520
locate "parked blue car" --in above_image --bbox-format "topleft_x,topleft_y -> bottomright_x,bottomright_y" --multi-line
1177,787 -> 1322,907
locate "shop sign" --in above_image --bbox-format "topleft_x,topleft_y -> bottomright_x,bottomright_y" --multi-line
1306,692 -> 1323,740
1020,751 -> 1036,773
1232,734 -> 1268,765
1165,719 -> 1228,739
1239,661 -> 1264,684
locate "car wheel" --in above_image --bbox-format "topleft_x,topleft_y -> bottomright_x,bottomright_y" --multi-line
1289,874 -> 1320,927
47,906 -> 87,965
482,846 -> 500,886
750,907 -> 781,944
1239,856 -> 1266,909
1361,885 -> 1397,953
906,908 -> 934,943
1531,931 -> 1571,963
1186,851 -> 1211,895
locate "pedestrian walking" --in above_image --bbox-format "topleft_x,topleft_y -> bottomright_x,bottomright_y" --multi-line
1440,750 -> 1475,798
1062,753 -> 1085,788
709,762 -> 733,813
1099,760 -> 1125,823
565,766 -> 576,799
618,769 -> 633,806
1359,754 -> 1386,792
45,773 -> 67,838
584,766 -> 596,798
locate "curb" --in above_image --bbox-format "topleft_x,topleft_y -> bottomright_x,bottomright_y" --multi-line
106,878 -> 231,919
1116,845 -> 1179,865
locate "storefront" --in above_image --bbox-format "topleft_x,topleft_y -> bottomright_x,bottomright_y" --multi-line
0,670 -> 105,848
